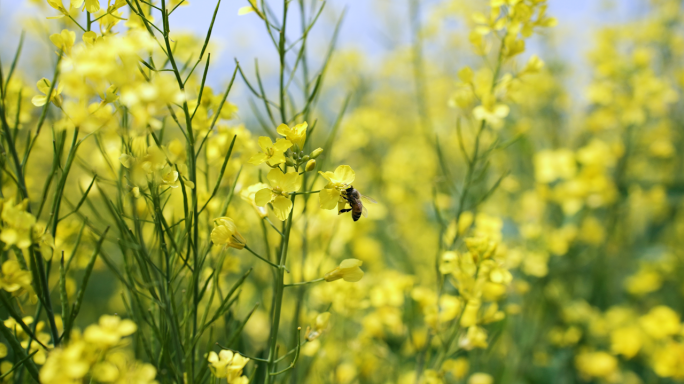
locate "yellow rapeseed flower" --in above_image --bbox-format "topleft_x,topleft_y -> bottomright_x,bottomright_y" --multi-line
306,312 -> 331,341
467,373 -> 493,384
238,0 -> 264,19
575,351 -> 617,380
210,217 -> 247,250
39,340 -> 91,383
319,165 -> 355,210
46,0 -> 80,19
83,315 -> 137,348
31,78 -> 63,108
255,169 -> 302,221
0,260 -> 32,293
248,137 -> 292,166
0,199 -> 37,250
472,94 -> 509,128
240,183 -> 270,218
49,29 -> 76,55
207,350 -> 250,381
277,121 -> 308,148
324,259 -> 364,282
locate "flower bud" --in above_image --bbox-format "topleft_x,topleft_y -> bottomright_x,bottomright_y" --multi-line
285,157 -> 295,166
302,155 -> 310,162
305,159 -> 316,172
311,148 -> 324,159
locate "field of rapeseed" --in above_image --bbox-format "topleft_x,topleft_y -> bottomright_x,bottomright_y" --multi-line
0,0 -> 683,383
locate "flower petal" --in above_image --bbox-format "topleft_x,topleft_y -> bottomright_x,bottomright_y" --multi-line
340,259 -> 363,268
49,34 -> 64,48
258,136 -> 273,152
211,226 -> 231,245
267,152 -> 287,166
37,78 -> 51,94
280,171 -> 302,192
272,196 -> 293,221
248,153 -> 268,165
342,268 -> 364,282
31,95 -> 47,107
85,0 -> 100,13
273,138 -> 293,152
320,189 -> 340,210
266,168 -> 284,187
276,124 -> 290,136
472,106 -> 486,121
238,5 -> 255,15
255,188 -> 273,207
318,171 -> 335,182
333,165 -> 355,185
293,122 -> 308,134
494,104 -> 510,118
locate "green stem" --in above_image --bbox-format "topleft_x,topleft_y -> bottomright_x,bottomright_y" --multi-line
265,193 -> 296,384
292,190 -> 320,195
278,0 -> 289,123
245,245 -> 288,271
284,278 -> 324,287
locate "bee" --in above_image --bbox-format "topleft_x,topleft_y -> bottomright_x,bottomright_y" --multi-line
339,186 -> 377,222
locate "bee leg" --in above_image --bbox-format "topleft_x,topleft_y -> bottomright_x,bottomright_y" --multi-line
339,209 -> 352,213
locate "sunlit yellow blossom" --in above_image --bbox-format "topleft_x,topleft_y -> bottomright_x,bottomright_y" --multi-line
31,78 -> 63,107
472,94 -> 509,128
241,183 -> 270,218
211,217 -> 247,249
84,315 -> 137,348
442,357 -> 469,379
81,0 -> 100,13
610,326 -> 642,358
575,351 -> 617,379
459,326 -> 488,350
238,0 -> 264,19
0,260 -> 32,293
324,259 -> 364,282
1,199 -> 37,250
255,169 -> 301,221
92,352 -> 157,384
467,373 -> 493,384
534,149 -> 576,183
102,84 -> 119,104
207,349 -> 250,381
277,121 -> 308,148
653,342 -> 684,378
46,0 -> 81,18
319,165 -> 355,210
471,9 -> 505,36
49,29 -> 76,55
306,312 -> 331,341
40,340 -> 91,383
521,55 -> 544,75
248,137 -> 292,166
639,305 -> 680,339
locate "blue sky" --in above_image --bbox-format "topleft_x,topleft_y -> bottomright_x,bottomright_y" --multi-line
0,0 -> 641,95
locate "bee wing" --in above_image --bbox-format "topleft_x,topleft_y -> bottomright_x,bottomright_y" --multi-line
360,194 -> 378,204
362,205 -> 368,218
